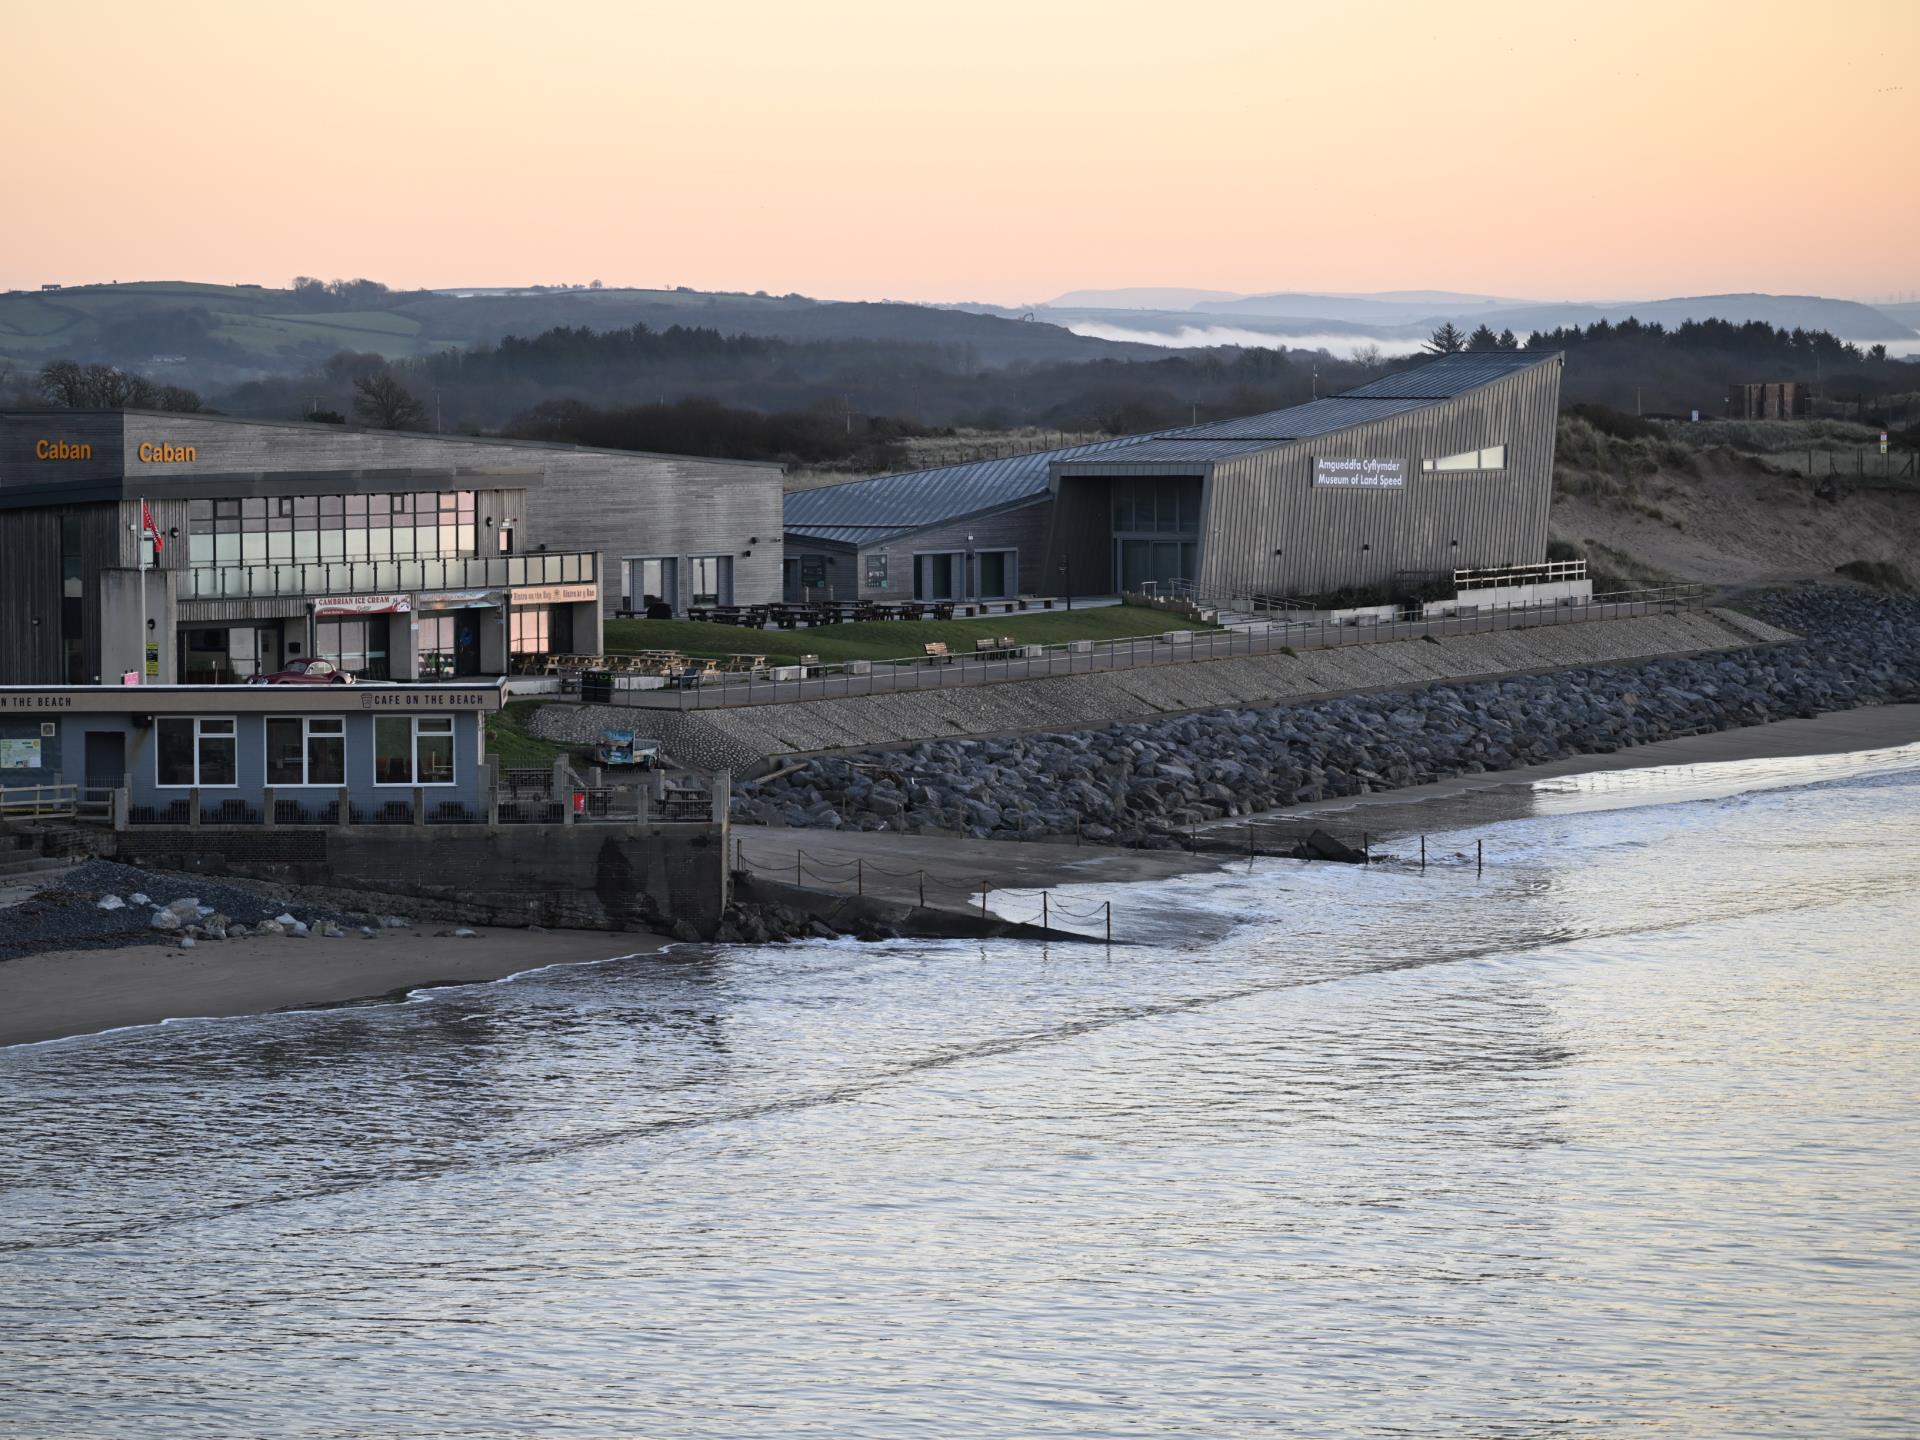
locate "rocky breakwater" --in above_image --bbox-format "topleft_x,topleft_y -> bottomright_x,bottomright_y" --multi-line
731,589 -> 1920,846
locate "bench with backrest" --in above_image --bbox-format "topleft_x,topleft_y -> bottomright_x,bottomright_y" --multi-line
924,642 -> 951,664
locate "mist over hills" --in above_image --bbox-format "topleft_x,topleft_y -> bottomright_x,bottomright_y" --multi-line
1025,287 -> 1918,344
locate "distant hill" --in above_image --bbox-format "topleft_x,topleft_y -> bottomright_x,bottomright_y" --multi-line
0,281 -> 1156,390
1460,294 -> 1916,341
1046,286 -> 1244,310
1194,291 -> 1511,324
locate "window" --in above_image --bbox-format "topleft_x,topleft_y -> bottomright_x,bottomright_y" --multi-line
266,716 -> 346,787
510,607 -> 550,654
689,555 -> 732,607
630,557 -> 677,613
155,717 -> 237,787
977,549 -> 1016,599
374,716 -> 456,786
1423,445 -> 1506,472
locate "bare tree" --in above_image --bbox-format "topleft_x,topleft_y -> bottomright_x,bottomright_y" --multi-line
36,360 -> 199,410
352,371 -> 428,429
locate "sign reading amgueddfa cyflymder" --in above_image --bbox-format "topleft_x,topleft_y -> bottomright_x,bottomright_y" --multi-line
1313,456 -> 1406,489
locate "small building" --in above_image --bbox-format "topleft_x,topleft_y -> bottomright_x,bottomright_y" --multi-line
0,412 -> 782,684
784,351 -> 1564,606
0,680 -> 502,823
1726,382 -> 1811,421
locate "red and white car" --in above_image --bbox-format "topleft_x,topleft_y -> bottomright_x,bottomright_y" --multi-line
246,658 -> 356,686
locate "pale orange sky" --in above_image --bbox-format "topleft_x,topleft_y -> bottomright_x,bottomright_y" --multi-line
4,0 -> 1915,304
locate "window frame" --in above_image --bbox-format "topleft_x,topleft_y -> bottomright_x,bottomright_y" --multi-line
154,715 -> 240,789
371,714 -> 459,788
1422,444 -> 1508,473
264,715 -> 347,789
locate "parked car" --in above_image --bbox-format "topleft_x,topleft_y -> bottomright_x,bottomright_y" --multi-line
247,658 -> 355,686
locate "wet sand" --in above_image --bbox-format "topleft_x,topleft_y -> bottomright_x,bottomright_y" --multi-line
0,926 -> 669,1048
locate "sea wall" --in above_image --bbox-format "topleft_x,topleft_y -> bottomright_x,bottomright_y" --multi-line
532,607 -> 1789,772
730,590 -> 1918,845
103,823 -> 731,937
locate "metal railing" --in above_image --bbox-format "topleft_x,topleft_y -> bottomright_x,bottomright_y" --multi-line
576,583 -> 1710,711
181,550 -> 597,600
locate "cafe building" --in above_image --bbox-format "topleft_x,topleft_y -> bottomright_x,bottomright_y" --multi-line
0,411 -> 782,685
0,680 -> 502,821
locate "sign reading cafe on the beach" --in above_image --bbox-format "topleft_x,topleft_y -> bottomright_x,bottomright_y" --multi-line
1313,456 -> 1407,490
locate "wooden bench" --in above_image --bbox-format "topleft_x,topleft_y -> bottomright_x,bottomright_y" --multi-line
924,642 -> 952,664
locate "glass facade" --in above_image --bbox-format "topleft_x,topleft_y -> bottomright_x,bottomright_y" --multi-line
1110,476 -> 1202,534
185,491 -> 477,571
315,617 -> 390,680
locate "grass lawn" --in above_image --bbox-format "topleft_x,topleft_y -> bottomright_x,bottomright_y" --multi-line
602,606 -> 1213,664
486,700 -> 579,768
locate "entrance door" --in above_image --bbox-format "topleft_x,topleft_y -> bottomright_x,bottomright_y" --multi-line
84,731 -> 126,792
454,613 -> 482,674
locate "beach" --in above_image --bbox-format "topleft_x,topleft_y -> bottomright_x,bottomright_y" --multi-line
4,703 -> 1917,1049
0,926 -> 669,1048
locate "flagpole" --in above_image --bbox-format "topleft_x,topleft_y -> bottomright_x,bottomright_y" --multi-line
140,496 -> 149,685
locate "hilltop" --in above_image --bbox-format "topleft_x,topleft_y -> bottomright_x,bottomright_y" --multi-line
0,280 -> 1154,391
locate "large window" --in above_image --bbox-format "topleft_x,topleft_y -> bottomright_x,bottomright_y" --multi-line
510,607 -> 550,655
1110,476 -> 1202,535
688,555 -> 732,607
977,549 -> 1016,599
315,617 -> 390,679
628,557 -> 678,613
374,716 -> 455,786
265,717 -> 346,787
156,717 -> 237,788
187,490 -> 478,572
1423,445 -> 1506,473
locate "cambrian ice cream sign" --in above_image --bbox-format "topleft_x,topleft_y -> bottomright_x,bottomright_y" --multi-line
1313,457 -> 1407,490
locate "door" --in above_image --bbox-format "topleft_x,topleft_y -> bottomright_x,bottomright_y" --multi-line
84,731 -> 126,793
454,614 -> 482,674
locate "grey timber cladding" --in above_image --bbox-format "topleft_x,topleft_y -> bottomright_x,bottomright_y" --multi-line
1196,356 -> 1563,598
2,412 -> 784,615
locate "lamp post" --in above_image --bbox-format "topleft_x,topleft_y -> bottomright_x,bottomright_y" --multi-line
966,533 -> 975,604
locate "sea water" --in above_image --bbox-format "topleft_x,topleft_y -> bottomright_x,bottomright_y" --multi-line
1,747 -> 1916,1438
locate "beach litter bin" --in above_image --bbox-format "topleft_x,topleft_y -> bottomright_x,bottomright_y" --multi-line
580,671 -> 614,705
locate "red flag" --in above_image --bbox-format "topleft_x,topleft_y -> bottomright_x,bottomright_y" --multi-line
142,501 -> 164,554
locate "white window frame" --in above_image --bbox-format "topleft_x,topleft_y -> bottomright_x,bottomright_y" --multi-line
1422,444 -> 1507,473
154,715 -> 239,789
264,715 -> 347,789
372,714 -> 458,788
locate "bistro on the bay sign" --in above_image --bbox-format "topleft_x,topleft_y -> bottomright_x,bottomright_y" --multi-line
1313,456 -> 1407,490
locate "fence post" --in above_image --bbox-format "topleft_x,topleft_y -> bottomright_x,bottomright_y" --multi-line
857,857 -> 863,897
1420,834 -> 1426,871
1105,901 -> 1112,944
796,849 -> 803,888
980,883 -> 989,918
919,871 -> 925,908
1042,892 -> 1048,930
1477,838 -> 1483,875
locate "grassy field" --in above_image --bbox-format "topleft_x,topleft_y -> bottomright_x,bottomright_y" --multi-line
485,700 -> 579,768
602,606 -> 1210,664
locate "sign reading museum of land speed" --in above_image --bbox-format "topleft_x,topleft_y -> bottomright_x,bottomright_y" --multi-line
1313,456 -> 1407,490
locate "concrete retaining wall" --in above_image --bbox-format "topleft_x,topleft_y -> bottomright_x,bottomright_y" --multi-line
533,608 -> 1791,771
104,823 -> 730,936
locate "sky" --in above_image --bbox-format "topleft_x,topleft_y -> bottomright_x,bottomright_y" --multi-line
4,0 -> 1915,305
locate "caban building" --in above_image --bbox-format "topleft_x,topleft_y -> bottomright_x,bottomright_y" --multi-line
784,351 -> 1564,606
0,413 -> 782,685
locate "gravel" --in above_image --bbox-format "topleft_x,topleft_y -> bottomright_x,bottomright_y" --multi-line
0,860 -> 374,964
732,588 -> 1920,847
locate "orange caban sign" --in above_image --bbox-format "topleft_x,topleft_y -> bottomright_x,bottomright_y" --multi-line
136,443 -> 197,462
34,440 -> 93,460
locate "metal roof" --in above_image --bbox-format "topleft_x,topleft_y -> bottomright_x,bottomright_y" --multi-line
784,350 -> 1555,542
1056,438 -> 1273,466
1339,351 -> 1546,399
783,435 -> 1143,545
1164,395 -> 1436,441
